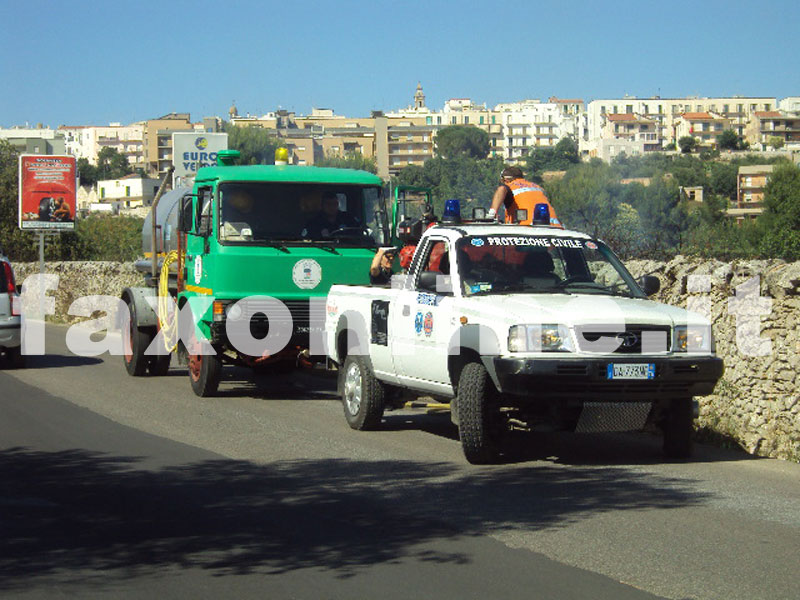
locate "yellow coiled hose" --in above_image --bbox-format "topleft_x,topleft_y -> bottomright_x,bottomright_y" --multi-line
158,250 -> 181,352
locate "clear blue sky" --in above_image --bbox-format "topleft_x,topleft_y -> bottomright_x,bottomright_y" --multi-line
1,0 -> 797,128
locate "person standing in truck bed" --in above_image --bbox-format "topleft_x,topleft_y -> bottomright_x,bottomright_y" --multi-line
487,166 -> 561,227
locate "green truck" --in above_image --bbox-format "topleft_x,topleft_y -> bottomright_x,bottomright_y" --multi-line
122,150 -> 389,396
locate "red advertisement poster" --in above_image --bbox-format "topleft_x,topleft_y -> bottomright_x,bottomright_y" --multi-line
18,155 -> 77,230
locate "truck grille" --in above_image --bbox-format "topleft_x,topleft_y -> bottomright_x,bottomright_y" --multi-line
576,325 -> 671,354
238,298 -> 326,339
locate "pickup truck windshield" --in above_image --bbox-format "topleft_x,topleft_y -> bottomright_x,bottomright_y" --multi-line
219,182 -> 383,247
456,235 -> 641,297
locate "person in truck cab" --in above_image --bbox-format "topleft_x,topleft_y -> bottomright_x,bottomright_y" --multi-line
221,189 -> 255,240
303,192 -> 356,239
487,166 -> 561,227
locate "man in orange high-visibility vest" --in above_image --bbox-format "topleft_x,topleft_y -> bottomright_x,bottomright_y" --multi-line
487,166 -> 562,228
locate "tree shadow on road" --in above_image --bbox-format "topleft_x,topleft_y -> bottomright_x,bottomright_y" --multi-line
0,446 -> 714,589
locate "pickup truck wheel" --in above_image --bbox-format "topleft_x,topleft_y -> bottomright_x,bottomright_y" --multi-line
663,397 -> 694,459
123,300 -> 153,377
457,362 -> 500,464
341,355 -> 385,430
188,350 -> 222,397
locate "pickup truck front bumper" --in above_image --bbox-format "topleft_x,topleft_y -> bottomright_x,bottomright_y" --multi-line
490,355 -> 724,401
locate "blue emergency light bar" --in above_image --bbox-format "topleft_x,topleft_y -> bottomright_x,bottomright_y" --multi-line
442,199 -> 461,223
533,203 -> 550,225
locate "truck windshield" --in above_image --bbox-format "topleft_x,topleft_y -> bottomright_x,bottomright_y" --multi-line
455,235 -> 643,298
218,183 -> 384,247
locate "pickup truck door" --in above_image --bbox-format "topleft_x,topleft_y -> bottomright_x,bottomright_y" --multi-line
390,236 -> 454,386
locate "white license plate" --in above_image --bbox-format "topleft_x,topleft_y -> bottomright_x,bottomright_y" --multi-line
607,363 -> 655,380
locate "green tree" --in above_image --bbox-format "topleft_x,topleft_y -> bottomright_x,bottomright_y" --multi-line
678,136 -> 698,154
767,136 -> 785,150
95,147 -> 133,181
223,123 -> 280,165
759,162 -> 800,259
709,162 -> 737,199
434,125 -> 490,159
316,151 -> 377,173
717,129 -> 740,151
74,214 -> 144,261
394,155 -> 504,215
524,136 -> 580,182
545,160 -> 622,241
77,157 -> 98,186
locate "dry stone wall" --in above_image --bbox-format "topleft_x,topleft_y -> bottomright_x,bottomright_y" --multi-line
626,258 -> 800,461
12,259 -> 800,461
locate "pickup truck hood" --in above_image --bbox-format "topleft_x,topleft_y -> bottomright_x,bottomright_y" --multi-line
459,293 -> 708,328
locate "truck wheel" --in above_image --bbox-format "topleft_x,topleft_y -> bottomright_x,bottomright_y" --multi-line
341,355 -> 385,430
6,346 -> 26,369
663,397 -> 694,459
148,353 -> 172,376
457,362 -> 500,464
188,351 -> 222,397
123,300 -> 152,377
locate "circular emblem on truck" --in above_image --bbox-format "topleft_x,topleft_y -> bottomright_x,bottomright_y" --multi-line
616,331 -> 639,348
292,259 -> 322,289
195,137 -> 208,150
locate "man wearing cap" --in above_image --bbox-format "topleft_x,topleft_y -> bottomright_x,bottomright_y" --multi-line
487,166 -> 561,228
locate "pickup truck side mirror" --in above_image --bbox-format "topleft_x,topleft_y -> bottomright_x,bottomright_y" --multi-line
639,275 -> 660,296
419,271 -> 453,295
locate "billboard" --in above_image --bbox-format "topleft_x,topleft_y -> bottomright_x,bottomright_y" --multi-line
172,132 -> 228,184
18,155 -> 77,231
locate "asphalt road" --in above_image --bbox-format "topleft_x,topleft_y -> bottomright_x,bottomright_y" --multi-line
0,324 -> 798,599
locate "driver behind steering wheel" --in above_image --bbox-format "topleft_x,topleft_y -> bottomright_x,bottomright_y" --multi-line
302,191 -> 356,239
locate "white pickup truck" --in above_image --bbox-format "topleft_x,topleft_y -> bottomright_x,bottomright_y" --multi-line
324,222 -> 723,463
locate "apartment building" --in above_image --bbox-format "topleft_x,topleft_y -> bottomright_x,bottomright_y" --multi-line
745,111 -> 800,149
585,96 -> 776,151
728,164 -> 774,222
778,97 -> 800,113
60,123 -> 145,169
675,112 -> 731,148
142,113 -> 193,180
493,99 -> 584,160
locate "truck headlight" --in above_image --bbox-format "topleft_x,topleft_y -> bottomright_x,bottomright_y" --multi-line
673,325 -> 712,353
225,301 -> 243,321
508,324 -> 574,353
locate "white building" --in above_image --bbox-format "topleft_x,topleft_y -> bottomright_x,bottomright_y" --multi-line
778,97 -> 800,114
584,95 -> 777,155
59,122 -> 145,170
97,173 -> 161,209
0,126 -> 66,154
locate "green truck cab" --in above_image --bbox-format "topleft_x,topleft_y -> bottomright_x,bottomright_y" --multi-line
122,151 -> 389,396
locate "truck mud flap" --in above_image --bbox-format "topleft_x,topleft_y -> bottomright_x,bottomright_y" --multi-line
574,402 -> 652,433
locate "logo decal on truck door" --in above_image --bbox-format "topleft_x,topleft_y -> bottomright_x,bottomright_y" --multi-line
414,311 -> 424,335
423,312 -> 434,337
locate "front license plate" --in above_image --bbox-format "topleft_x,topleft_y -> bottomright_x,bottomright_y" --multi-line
607,363 -> 655,380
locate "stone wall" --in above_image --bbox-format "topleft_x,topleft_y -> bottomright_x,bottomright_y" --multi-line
11,259 -> 800,461
14,262 -> 143,325
626,258 -> 800,461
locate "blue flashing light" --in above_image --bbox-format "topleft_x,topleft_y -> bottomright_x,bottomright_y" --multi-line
442,198 -> 461,223
533,203 -> 550,225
